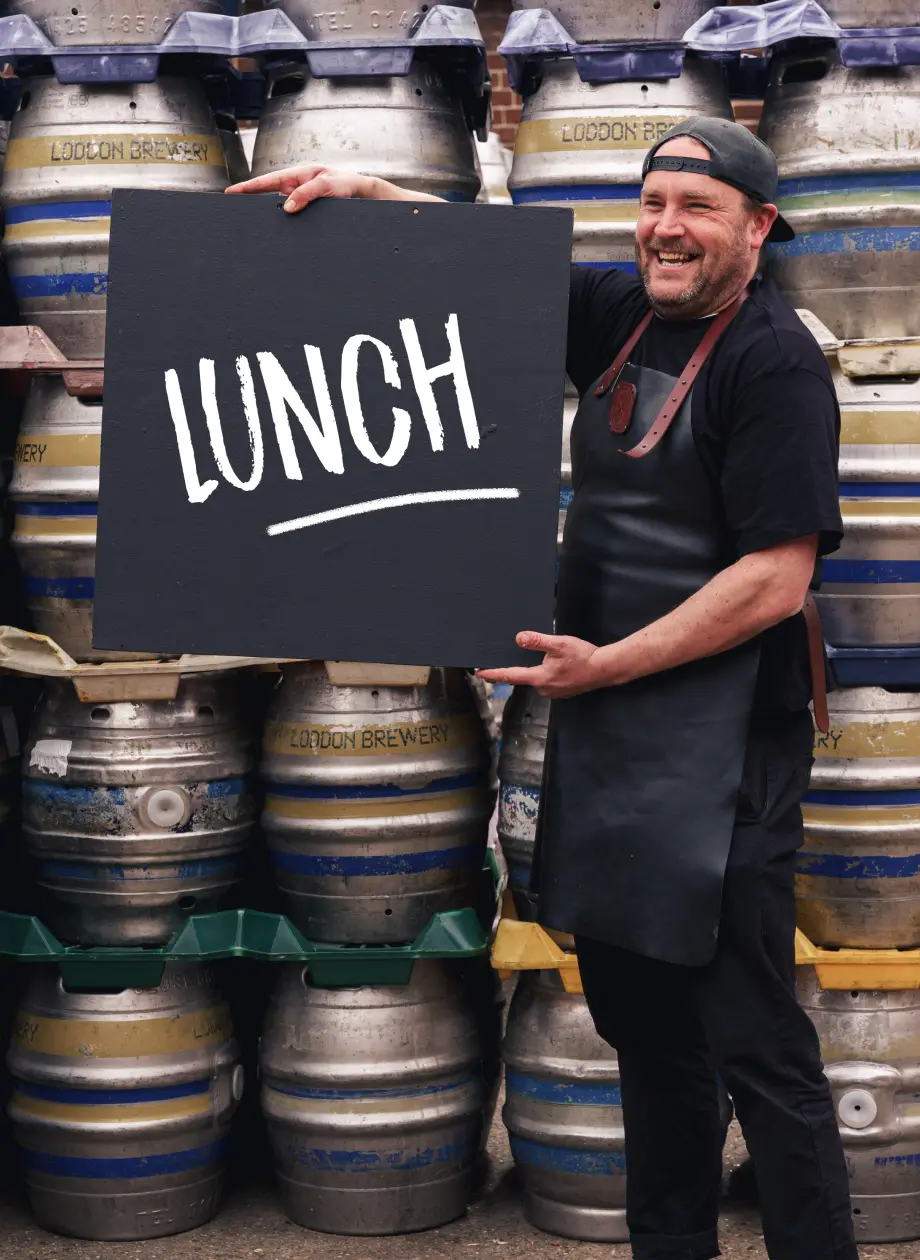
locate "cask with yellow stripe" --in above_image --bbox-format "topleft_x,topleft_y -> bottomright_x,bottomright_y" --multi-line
816,365 -> 920,649
260,960 -> 491,1234
508,59 -> 733,272
22,673 -> 256,946
10,377 -> 150,662
798,688 -> 920,948
0,76 -> 228,360
7,964 -> 242,1240
799,969 -> 920,1243
261,663 -> 492,943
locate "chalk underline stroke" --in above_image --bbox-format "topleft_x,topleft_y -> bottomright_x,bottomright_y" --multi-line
266,488 -> 522,537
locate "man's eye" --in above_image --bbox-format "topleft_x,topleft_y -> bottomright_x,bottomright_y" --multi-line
687,202 -> 712,211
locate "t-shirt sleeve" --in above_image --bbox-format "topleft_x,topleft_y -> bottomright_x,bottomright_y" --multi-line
720,364 -> 843,559
566,265 -> 646,395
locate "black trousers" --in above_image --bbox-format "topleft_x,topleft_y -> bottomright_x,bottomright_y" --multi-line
575,710 -> 858,1260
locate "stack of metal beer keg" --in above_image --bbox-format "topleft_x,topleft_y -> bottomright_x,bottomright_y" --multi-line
757,7 -> 920,1244
0,0 -> 501,1241
9,672 -> 256,1238
494,0 -> 920,1247
257,660 -> 499,1234
495,0 -> 727,1241
0,0 -> 242,662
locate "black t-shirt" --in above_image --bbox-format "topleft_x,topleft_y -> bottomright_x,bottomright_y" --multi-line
566,266 -> 843,715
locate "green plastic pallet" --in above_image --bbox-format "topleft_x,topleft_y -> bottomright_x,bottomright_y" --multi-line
0,905 -> 491,989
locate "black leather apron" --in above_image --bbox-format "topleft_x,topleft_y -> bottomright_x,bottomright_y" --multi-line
534,349 -> 762,967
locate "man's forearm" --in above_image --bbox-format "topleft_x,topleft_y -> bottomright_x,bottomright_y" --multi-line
590,538 -> 817,688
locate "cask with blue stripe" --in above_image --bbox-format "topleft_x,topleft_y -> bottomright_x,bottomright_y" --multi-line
22,673 -> 256,946
503,969 -> 627,1241
509,0 -> 718,43
10,377 -> 153,661
761,51 -> 920,341
498,685 -> 550,919
251,60 -> 480,204
799,969 -> 920,1243
261,663 -> 492,944
817,365 -> 920,649
260,959 -> 491,1234
0,76 -> 229,360
7,963 -> 242,1240
507,59 -> 733,272
798,688 -> 920,949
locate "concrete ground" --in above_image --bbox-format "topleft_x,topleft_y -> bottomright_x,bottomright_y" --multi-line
0,1121 -> 910,1260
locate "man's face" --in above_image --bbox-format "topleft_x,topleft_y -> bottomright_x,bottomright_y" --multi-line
635,137 -> 776,320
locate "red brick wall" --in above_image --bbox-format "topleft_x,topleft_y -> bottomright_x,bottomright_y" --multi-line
478,0 -> 522,146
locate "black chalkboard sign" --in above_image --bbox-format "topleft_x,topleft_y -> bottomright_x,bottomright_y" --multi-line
94,190 -> 572,666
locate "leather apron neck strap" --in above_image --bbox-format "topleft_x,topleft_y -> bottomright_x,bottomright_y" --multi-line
594,292 -> 749,459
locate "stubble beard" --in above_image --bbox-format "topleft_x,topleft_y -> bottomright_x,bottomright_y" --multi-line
636,223 -> 753,321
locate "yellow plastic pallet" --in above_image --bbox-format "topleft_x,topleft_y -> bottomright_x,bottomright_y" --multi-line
491,913 -> 583,994
794,930 -> 920,991
491,918 -> 920,994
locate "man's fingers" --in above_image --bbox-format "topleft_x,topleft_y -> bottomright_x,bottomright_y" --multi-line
224,167 -> 328,199
476,667 -> 545,686
281,173 -> 340,213
516,630 -> 561,654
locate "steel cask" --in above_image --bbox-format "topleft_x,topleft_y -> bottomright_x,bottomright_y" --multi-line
817,367 -> 920,649
820,0 -> 918,26
10,378 -> 152,662
260,960 -> 490,1234
251,61 -> 480,203
761,51 -> 920,341
508,59 -> 733,270
799,688 -> 920,949
4,0 -> 220,45
7,964 -> 242,1240
498,686 -> 550,920
0,76 -> 229,360
22,673 -> 256,946
799,969 -> 920,1243
261,663 -> 492,944
510,0 -> 718,43
263,0 -> 474,41
503,969 -> 627,1241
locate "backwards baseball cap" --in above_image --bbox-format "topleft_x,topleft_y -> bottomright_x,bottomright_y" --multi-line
641,116 -> 794,244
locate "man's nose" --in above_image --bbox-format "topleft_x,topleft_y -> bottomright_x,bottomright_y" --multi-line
655,206 -> 687,237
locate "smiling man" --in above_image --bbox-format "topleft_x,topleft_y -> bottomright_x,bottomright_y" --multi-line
228,117 -> 855,1260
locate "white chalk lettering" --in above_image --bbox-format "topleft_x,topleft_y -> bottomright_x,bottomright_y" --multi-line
199,356 -> 264,491
340,334 -> 411,467
257,348 -> 344,478
164,368 -> 219,504
399,313 -> 480,452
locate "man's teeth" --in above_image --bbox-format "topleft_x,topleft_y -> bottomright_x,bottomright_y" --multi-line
656,251 -> 697,267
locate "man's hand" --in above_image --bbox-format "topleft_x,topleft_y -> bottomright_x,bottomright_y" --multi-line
478,632 -> 601,699
225,165 -> 442,213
